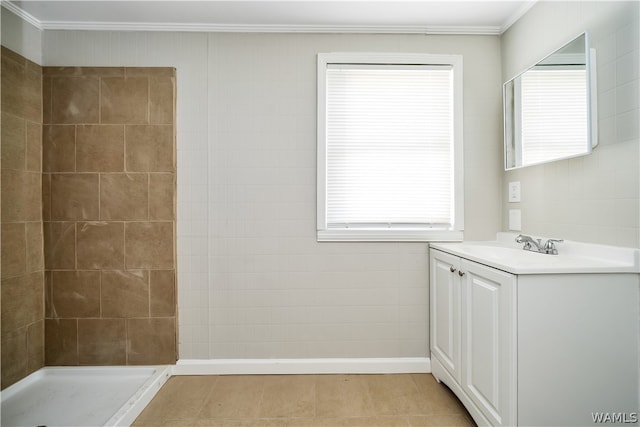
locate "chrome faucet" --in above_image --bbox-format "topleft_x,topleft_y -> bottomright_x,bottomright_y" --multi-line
515,234 -> 543,251
515,234 -> 563,255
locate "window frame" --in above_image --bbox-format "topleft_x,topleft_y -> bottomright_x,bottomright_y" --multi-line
317,52 -> 464,242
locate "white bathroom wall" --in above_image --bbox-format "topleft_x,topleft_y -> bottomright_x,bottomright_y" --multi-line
206,33 -> 502,359
1,6 -> 42,63
502,1 -> 640,248
41,30 -> 503,360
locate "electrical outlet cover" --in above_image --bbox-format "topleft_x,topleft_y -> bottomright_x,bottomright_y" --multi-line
508,181 -> 521,202
509,209 -> 522,230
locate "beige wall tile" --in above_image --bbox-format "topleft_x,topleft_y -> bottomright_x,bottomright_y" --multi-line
43,75 -> 52,124
43,125 -> 75,172
27,320 -> 45,374
149,173 -> 175,220
101,77 -> 149,124
45,271 -> 53,318
77,222 -> 124,269
1,48 -> 41,122
1,45 -> 26,65
43,222 -> 76,270
125,67 -> 175,77
26,222 -> 45,273
150,77 -> 175,125
25,172 -> 42,222
45,318 -> 78,366
1,112 -> 26,170
1,60 -> 177,374
1,169 -> 21,221
51,173 -> 99,220
101,270 -> 149,318
76,125 -> 124,172
26,121 -> 42,172
51,271 -> 101,318
1,328 -> 28,389
127,318 -> 176,365
100,173 -> 148,220
1,48 -> 26,118
42,174 -> 51,221
44,67 -> 125,77
1,55 -> 41,123
125,222 -> 174,269
125,125 -> 174,172
78,318 -> 126,365
150,270 -> 175,317
1,47 -> 44,385
23,61 -> 43,123
1,170 -> 42,222
51,76 -> 100,124
1,272 -> 44,333
1,223 -> 26,279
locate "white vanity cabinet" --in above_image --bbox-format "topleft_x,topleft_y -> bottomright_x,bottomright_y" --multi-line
430,249 -> 461,383
430,249 -> 516,427
430,244 -> 640,427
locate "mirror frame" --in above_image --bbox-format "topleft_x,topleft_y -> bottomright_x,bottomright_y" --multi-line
503,32 -> 598,170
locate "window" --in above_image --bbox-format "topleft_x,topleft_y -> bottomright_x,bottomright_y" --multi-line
317,53 -> 464,242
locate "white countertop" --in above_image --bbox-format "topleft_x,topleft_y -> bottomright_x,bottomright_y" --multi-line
430,233 -> 640,275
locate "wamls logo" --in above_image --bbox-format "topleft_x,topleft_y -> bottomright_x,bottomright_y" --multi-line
592,412 -> 639,424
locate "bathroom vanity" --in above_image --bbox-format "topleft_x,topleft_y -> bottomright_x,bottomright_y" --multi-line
429,234 -> 640,426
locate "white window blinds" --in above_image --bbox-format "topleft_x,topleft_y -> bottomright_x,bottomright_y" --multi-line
520,67 -> 588,165
325,64 -> 454,229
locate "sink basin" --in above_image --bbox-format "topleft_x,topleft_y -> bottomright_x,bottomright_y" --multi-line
430,233 -> 640,274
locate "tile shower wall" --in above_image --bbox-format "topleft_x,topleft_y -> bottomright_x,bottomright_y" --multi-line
42,67 -> 177,365
1,46 -> 45,388
502,1 -> 640,247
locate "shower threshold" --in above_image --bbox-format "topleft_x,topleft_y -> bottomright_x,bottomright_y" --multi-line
1,365 -> 171,427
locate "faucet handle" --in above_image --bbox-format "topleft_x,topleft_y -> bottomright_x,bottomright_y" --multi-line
543,239 -> 563,254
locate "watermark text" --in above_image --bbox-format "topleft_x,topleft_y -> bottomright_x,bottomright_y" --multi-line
592,412 -> 638,424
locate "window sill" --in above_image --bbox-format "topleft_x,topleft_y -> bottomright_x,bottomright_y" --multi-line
317,229 -> 464,243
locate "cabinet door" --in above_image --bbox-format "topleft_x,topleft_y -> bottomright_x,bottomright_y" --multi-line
430,250 -> 461,382
460,260 -> 516,427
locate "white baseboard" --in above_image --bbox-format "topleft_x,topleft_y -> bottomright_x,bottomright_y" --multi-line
173,357 -> 431,376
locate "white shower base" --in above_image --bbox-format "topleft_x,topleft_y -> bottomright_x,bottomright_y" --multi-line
1,365 -> 171,427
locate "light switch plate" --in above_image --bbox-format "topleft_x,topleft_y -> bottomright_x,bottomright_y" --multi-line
509,209 -> 522,231
508,181 -> 521,202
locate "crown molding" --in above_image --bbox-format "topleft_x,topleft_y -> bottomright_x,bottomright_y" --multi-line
37,20 -> 503,35
500,0 -> 537,33
2,0 -> 530,35
1,0 -> 42,29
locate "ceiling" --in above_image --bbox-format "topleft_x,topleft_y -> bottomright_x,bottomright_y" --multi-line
5,1 -> 537,34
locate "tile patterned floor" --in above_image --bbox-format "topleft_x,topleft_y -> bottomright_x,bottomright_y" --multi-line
132,374 -> 476,427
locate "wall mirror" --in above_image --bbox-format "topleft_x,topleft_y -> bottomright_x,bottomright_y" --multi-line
504,32 -> 597,170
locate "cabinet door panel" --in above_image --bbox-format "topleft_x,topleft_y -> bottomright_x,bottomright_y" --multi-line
430,250 -> 461,382
467,275 -> 500,412
461,260 -> 516,427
